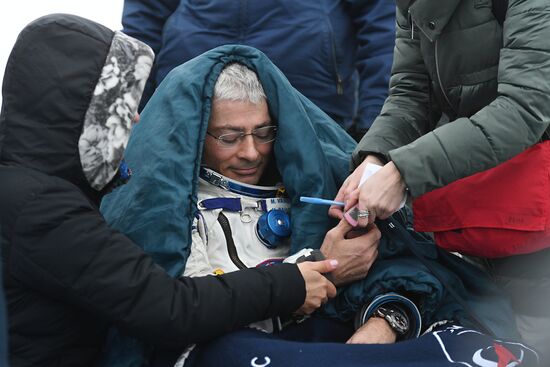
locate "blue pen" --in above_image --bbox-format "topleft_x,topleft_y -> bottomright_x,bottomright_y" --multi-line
300,196 -> 345,207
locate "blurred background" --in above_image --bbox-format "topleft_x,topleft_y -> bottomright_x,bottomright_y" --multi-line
0,0 -> 124,108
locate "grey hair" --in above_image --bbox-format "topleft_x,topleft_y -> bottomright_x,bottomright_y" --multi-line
213,63 -> 266,104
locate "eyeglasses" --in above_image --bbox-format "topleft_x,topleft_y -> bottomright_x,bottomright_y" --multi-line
207,125 -> 277,148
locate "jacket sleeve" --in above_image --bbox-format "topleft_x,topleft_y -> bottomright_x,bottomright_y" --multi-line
9,184 -> 305,348
353,6 -> 440,171
121,0 -> 180,106
345,0 -> 396,132
358,0 -> 550,197
122,0 -> 179,54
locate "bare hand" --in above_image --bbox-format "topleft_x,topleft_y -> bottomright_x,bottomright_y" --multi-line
329,155 -> 385,219
346,317 -> 397,344
320,219 -> 380,286
346,161 -> 406,227
296,260 -> 338,315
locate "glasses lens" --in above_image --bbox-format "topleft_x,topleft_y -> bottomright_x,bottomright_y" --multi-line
216,132 -> 243,147
253,126 -> 277,143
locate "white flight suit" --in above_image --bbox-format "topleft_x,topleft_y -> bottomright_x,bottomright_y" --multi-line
184,176 -> 290,278
175,169 -> 316,367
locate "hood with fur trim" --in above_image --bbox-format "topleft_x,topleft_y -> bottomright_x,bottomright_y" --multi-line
0,14 -> 153,202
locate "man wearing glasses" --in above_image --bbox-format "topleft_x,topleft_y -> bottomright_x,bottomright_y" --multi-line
187,62 -> 368,303
182,62 -> 419,347
185,63 -> 293,309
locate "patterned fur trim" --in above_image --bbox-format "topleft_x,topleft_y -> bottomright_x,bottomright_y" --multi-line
78,31 -> 154,190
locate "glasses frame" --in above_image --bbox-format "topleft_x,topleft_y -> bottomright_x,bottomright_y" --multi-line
206,125 -> 278,148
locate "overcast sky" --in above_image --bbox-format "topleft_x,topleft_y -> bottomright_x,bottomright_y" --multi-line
0,1 -> 124,108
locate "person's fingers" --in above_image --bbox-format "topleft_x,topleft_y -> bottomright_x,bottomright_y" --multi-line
348,226 -> 380,250
344,187 -> 360,211
326,280 -> 337,298
368,223 -> 382,241
341,229 -> 380,282
356,200 -> 370,228
367,207 -> 377,225
328,183 -> 347,219
306,259 -> 338,274
333,216 -> 353,233
343,206 -> 359,227
358,230 -> 380,262
328,204 -> 344,219
343,180 -> 358,202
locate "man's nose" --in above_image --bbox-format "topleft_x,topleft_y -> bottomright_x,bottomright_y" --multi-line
237,135 -> 260,161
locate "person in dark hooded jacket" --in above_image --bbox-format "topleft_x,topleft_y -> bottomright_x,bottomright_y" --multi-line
0,14 -> 337,366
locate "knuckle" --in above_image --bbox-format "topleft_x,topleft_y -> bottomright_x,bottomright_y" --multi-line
325,229 -> 337,242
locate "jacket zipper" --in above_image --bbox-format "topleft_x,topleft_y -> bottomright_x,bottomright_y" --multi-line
328,21 -> 343,95
410,6 -> 454,116
434,40 -> 457,115
408,10 -> 415,39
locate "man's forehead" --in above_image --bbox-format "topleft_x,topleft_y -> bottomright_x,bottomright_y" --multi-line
209,99 -> 271,130
212,123 -> 271,131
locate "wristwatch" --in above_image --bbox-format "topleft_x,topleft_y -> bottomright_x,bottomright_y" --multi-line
372,305 -> 410,335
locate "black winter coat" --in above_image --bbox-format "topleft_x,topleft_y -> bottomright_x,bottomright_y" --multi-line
0,14 -> 305,366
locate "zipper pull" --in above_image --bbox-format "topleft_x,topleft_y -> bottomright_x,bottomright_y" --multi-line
408,10 -> 415,39
336,74 -> 343,95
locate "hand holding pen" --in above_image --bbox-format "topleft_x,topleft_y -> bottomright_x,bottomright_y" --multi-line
300,196 -> 361,227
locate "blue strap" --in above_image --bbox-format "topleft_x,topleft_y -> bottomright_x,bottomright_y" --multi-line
200,198 -> 243,212
199,197 -> 291,213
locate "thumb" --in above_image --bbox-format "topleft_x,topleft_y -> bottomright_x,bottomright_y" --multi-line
334,216 -> 353,234
308,259 -> 338,274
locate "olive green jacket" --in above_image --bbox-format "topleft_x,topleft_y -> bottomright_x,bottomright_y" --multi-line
354,0 -> 550,197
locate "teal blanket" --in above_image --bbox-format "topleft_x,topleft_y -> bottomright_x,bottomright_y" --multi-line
102,44 -> 356,278
99,45 -> 356,366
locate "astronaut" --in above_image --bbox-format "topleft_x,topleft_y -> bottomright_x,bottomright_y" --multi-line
182,63 -> 371,333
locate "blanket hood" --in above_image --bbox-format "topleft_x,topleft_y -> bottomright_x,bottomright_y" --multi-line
101,45 -> 356,277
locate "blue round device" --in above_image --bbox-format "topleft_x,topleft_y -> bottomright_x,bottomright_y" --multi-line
256,209 -> 291,248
